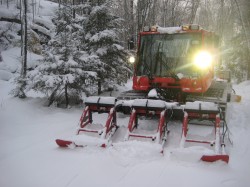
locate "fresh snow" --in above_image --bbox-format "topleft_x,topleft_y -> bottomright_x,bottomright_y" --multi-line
148,88 -> 158,98
157,26 -> 182,34
85,96 -> 116,105
185,101 -> 219,111
0,47 -> 43,77
132,99 -> 166,108
0,7 -> 19,19
1,1 -> 250,187
1,77 -> 250,187
0,70 -> 12,81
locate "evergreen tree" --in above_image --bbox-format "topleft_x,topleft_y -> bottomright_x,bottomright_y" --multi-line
84,0 -> 130,95
28,5 -> 95,107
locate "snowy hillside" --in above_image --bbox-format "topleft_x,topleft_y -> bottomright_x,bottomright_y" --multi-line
0,0 -> 57,81
0,78 -> 250,187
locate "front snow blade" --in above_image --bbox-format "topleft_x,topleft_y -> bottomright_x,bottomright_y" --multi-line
201,154 -> 229,163
55,139 -> 80,148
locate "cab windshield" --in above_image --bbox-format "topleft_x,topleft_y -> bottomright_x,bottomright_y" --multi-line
136,33 -> 202,77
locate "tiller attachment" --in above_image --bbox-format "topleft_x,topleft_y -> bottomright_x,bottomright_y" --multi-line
56,96 -> 118,148
180,101 -> 229,163
124,99 -> 171,153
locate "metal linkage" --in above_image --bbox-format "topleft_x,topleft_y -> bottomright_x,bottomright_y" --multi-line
77,97 -> 118,147
180,102 -> 229,163
124,99 -> 170,153
55,97 -> 118,148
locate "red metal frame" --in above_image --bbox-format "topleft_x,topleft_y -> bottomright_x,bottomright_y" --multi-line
56,98 -> 118,148
181,111 -> 229,163
125,107 -> 168,152
77,105 -> 117,140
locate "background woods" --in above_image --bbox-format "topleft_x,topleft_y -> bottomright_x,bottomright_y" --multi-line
0,0 -> 250,105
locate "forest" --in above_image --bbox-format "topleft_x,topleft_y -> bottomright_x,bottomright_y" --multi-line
0,0 -> 250,107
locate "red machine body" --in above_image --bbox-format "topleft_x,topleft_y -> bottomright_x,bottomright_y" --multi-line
132,25 -> 219,101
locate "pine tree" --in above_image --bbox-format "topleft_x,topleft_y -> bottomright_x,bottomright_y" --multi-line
84,0 -> 130,95
28,5 -> 95,107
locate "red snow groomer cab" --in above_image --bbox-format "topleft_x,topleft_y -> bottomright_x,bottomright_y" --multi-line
132,24 -> 219,102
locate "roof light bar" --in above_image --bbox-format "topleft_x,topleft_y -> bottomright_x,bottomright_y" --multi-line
143,26 -> 150,32
151,26 -> 158,32
182,24 -> 200,31
143,26 -> 158,32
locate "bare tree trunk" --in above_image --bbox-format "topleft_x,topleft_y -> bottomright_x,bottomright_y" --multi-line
72,0 -> 75,18
32,0 -> 35,21
18,0 -> 28,98
0,51 -> 2,62
20,0 -> 23,56
48,85 -> 61,107
23,0 -> 27,78
65,84 -> 69,108
136,0 -> 154,32
189,0 -> 200,24
171,1 -> 175,26
98,80 -> 102,95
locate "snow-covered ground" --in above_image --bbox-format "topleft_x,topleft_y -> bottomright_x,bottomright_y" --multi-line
1,0 -> 250,186
0,77 -> 250,187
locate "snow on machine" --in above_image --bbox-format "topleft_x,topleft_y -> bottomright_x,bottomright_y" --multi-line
56,24 -> 241,163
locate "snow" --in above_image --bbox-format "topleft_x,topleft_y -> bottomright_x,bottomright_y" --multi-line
33,17 -> 54,30
1,1 -> 250,186
0,70 -> 12,81
0,7 -> 19,20
185,101 -> 219,111
148,88 -> 158,98
177,72 -> 184,79
30,23 -> 51,37
1,76 -> 250,187
170,146 -> 215,162
0,47 -> 43,75
85,96 -> 116,105
59,133 -> 109,147
0,47 -> 21,73
132,99 -> 166,108
157,26 -> 182,34
35,0 -> 58,17
87,29 -> 116,42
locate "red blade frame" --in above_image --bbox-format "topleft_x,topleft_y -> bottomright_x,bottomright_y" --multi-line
201,155 -> 229,163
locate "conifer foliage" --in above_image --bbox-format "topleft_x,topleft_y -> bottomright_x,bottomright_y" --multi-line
84,0 -> 130,95
27,1 -> 130,107
28,5 -> 96,107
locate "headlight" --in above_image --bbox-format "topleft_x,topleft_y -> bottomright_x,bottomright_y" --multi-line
194,51 -> 212,69
129,56 -> 135,64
